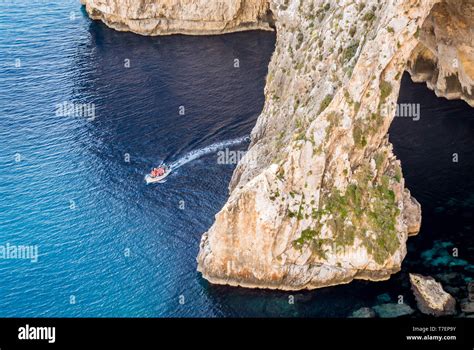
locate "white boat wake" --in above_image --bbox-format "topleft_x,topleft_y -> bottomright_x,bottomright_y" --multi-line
169,135 -> 250,171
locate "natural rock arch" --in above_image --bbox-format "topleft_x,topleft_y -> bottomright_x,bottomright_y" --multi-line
82,0 -> 473,290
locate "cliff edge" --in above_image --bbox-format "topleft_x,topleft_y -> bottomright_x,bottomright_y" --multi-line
82,0 -> 473,290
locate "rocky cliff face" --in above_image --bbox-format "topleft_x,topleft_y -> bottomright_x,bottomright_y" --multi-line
408,0 -> 474,106
82,0 -> 472,290
198,0 -> 434,290
81,0 -> 274,35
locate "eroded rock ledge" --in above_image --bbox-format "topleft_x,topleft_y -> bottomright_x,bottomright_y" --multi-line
82,0 -> 472,290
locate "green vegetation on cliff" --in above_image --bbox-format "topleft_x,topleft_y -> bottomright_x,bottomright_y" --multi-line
379,80 -> 393,104
292,162 -> 401,264
319,94 -> 334,114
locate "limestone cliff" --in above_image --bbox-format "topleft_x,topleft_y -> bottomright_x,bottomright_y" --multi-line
408,0 -> 474,106
198,0 -> 433,290
82,0 -> 472,290
81,0 -> 274,35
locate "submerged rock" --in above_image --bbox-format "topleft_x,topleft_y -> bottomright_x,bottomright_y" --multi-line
444,286 -> 460,297
421,241 -> 469,268
350,307 -> 376,318
409,273 -> 456,316
469,282 -> 474,302
421,241 -> 453,261
460,299 -> 474,314
373,303 -> 415,318
376,293 -> 392,303
435,272 -> 461,285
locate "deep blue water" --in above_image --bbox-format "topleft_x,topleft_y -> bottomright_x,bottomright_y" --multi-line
0,1 -> 472,317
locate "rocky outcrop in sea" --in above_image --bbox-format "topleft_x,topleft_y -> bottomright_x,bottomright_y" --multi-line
409,273 -> 456,316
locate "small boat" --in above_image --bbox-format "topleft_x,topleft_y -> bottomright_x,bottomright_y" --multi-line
145,164 -> 171,184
